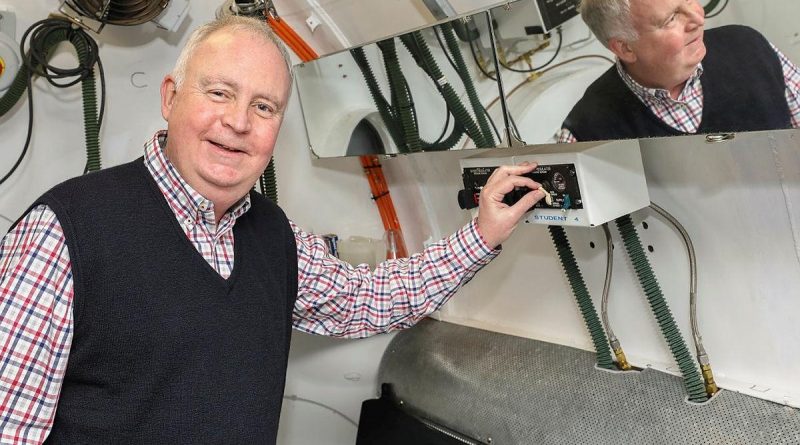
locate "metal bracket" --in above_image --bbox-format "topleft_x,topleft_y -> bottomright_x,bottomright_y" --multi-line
57,0 -> 108,34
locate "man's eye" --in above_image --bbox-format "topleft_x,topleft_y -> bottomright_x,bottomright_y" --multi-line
256,103 -> 273,114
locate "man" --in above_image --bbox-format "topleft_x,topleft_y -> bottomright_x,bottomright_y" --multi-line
0,15 -> 545,444
557,0 -> 800,142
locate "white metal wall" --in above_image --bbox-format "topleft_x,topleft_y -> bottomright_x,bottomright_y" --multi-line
2,1 -> 800,445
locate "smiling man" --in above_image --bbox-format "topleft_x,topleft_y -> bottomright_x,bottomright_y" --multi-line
0,15 -> 545,444
557,0 -> 800,142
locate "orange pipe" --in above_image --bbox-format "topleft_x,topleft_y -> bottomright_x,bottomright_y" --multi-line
265,12 -> 409,259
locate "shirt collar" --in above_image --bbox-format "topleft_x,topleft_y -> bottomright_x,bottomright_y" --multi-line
143,131 -> 251,228
616,60 -> 703,103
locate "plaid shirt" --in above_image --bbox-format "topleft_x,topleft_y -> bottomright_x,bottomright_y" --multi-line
0,132 -> 498,443
557,44 -> 800,143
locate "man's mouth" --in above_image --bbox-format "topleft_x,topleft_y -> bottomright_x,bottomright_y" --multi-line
210,141 -> 243,153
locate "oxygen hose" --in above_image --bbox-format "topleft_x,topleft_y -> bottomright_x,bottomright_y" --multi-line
377,38 -> 421,153
600,224 -> 631,370
398,31 -> 491,148
349,47 -> 405,150
548,225 -> 615,370
0,18 -> 102,184
386,35 -> 468,152
614,214 -> 708,402
648,202 -> 717,396
352,40 -> 465,152
703,0 -> 722,14
259,161 -> 277,203
438,22 -> 495,147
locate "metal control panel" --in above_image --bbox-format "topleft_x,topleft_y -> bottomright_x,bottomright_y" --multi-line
461,163 -> 583,211
458,139 -> 650,227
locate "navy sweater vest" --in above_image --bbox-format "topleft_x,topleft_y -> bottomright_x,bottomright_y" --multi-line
562,25 -> 792,141
34,159 -> 298,444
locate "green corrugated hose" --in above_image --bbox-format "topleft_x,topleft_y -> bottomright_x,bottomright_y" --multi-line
399,31 -> 491,148
349,47 -> 405,150
259,159 -> 278,203
0,20 -> 101,173
704,0 -> 722,14
351,39 -> 466,153
615,215 -> 708,403
439,22 -> 495,147
548,225 -> 615,370
377,38 -> 421,153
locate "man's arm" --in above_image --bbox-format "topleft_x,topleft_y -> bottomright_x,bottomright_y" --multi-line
0,205 -> 74,444
772,43 -> 800,128
292,163 -> 544,338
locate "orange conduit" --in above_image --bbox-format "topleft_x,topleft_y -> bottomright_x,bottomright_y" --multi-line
266,12 -> 409,259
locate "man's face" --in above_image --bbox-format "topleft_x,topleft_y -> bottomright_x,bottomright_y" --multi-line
621,0 -> 706,89
160,28 -> 291,205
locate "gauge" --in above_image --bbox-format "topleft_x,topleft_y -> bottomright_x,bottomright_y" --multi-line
552,172 -> 567,192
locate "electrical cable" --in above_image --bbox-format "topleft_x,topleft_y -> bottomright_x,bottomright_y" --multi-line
482,54 -> 614,122
0,18 -> 104,187
433,27 -> 458,73
282,394 -> 358,427
468,37 -> 496,81
482,105 -> 501,142
648,202 -> 718,396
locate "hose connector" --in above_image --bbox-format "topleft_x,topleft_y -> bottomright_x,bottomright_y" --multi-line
701,363 -> 719,396
609,339 -> 631,370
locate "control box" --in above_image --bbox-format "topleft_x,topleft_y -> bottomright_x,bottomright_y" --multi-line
458,139 -> 650,227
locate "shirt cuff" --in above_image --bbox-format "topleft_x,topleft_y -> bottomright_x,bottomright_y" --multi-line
451,218 -> 501,273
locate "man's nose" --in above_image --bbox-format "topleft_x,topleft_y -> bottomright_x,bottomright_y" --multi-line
222,101 -> 251,133
684,3 -> 705,28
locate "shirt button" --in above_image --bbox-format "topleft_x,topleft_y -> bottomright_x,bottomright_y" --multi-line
184,218 -> 194,228
199,202 -> 208,211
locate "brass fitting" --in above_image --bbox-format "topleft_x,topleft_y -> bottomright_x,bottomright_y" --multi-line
613,347 -> 632,371
701,364 -> 719,396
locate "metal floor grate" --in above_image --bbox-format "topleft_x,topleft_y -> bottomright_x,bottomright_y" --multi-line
378,319 -> 800,444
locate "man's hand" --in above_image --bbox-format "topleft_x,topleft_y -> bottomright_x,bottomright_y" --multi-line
476,162 -> 546,249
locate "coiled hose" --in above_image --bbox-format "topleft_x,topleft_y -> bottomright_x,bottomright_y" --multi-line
0,18 -> 102,182
548,225 -> 615,370
615,215 -> 708,402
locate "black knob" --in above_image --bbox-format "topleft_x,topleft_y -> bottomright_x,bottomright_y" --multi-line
457,189 -> 479,210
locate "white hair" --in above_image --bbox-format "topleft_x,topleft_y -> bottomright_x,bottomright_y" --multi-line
579,0 -> 639,48
171,15 -> 293,88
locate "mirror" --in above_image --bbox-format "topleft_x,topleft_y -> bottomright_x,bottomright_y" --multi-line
294,0 -> 800,158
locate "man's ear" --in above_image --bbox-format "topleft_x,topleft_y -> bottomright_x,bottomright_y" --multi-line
609,38 -> 637,64
161,75 -> 177,121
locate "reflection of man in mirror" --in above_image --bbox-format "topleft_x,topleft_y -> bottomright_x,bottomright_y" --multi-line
557,0 -> 800,142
